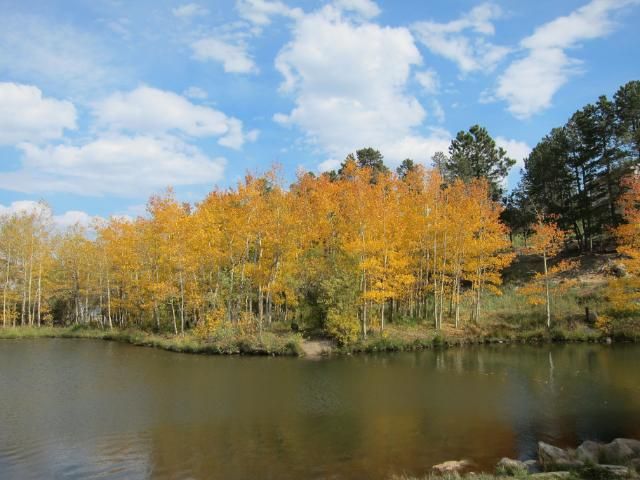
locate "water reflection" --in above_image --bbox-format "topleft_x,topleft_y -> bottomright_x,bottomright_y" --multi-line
1,340 -> 639,479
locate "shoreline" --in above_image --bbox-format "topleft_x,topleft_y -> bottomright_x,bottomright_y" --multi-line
0,326 -> 304,356
0,323 -> 637,357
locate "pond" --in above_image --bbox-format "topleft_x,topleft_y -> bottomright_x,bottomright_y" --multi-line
1,339 -> 639,479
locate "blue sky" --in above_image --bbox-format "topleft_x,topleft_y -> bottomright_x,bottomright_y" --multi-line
0,0 -> 639,226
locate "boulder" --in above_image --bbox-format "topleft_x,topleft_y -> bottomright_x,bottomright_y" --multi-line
525,459 -> 543,474
496,457 -> 528,476
601,438 -> 636,463
582,464 -> 631,480
630,458 -> 640,472
610,262 -> 628,278
529,472 -> 572,480
538,442 -> 583,471
432,459 -> 470,474
613,438 -> 640,455
576,440 -> 603,464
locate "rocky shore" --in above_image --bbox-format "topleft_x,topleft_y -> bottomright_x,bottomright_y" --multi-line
430,438 -> 640,479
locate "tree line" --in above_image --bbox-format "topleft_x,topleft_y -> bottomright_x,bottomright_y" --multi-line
0,162 -> 513,343
503,80 -> 640,250
0,80 -> 637,343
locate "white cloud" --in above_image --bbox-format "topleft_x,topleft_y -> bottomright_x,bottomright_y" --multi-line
105,17 -> 131,40
415,69 -> 440,94
53,210 -> 98,229
497,137 -> 532,191
93,86 -> 252,149
333,0 -> 381,19
274,5 -> 446,166
521,0 -> 638,50
0,135 -> 226,197
183,86 -> 208,99
382,129 -> 452,165
0,83 -> 76,145
236,0 -> 303,26
0,200 -> 49,218
191,1 -> 307,76
495,0 -> 639,118
0,14 -> 124,98
431,99 -> 445,123
0,200 -> 98,230
191,37 -> 258,74
495,49 -> 579,118
318,158 -> 342,172
172,3 -> 209,18
412,3 -> 510,73
121,204 -> 147,218
496,137 -> 531,167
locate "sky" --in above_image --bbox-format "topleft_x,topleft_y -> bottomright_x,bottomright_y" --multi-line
0,0 -> 639,227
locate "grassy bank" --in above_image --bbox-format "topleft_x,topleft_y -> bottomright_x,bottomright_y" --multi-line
0,325 -> 304,356
392,475 -> 504,480
338,321 -> 627,355
1,280 -> 638,358
2,314 -> 635,359
339,283 -> 640,354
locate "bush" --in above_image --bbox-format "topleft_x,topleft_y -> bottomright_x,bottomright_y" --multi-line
325,308 -> 360,345
432,334 -> 445,347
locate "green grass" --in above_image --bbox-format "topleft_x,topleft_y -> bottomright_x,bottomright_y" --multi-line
335,280 -> 635,354
0,325 -> 304,356
2,277 -> 637,358
391,475 -> 504,480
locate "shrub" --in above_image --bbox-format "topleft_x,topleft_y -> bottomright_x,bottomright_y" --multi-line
325,308 -> 360,345
194,307 -> 226,340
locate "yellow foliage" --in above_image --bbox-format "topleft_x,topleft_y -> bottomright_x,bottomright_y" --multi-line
519,217 -> 573,324
194,308 -> 227,340
595,314 -> 613,334
325,310 -> 360,345
608,174 -> 640,315
0,163 -> 518,338
236,311 -> 258,336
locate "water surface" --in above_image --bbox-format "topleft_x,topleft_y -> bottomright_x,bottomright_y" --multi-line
1,339 -> 639,479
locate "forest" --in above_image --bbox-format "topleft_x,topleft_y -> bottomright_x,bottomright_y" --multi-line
0,80 -> 638,350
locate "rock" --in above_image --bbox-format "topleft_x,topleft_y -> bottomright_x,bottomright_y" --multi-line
611,262 -> 628,278
538,442 -> 583,471
613,438 -> 640,455
601,438 -> 636,463
630,458 -> 640,472
525,459 -> 543,474
496,457 -> 528,476
432,459 -> 470,474
582,464 -> 631,479
529,472 -> 572,480
576,440 -> 603,464
601,464 -> 631,478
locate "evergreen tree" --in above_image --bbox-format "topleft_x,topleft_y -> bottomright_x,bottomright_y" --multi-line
396,159 -> 416,180
355,147 -> 388,173
443,125 -> 515,200
614,80 -> 640,161
519,81 -> 640,251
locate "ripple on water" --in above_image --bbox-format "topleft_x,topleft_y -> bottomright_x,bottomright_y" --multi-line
1,340 -> 640,480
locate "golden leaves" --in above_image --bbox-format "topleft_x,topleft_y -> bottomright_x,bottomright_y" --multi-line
607,174 -> 640,315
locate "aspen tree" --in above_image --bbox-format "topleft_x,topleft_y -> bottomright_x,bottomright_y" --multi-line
523,216 -> 567,328
608,174 -> 640,314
